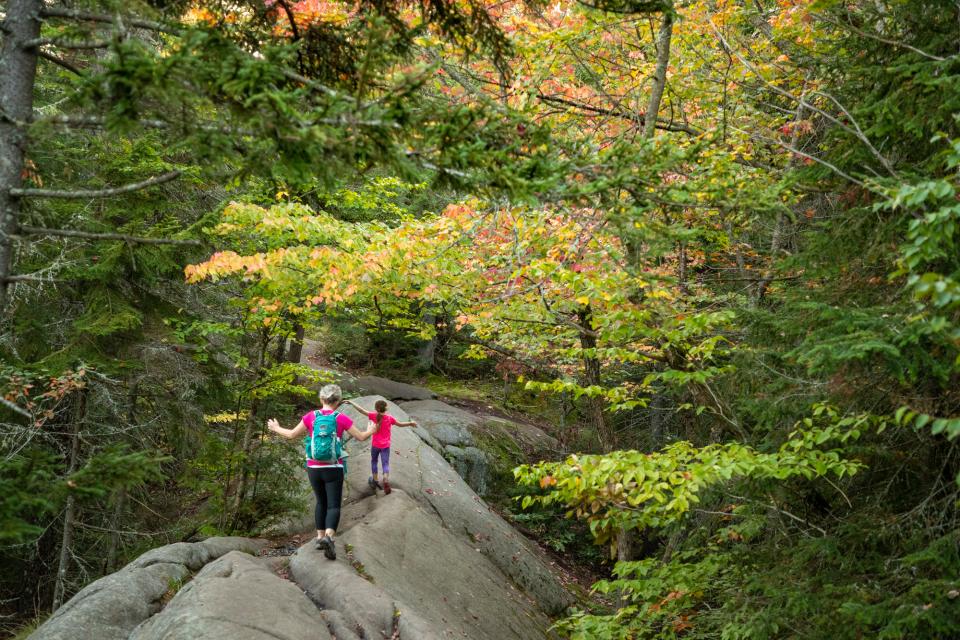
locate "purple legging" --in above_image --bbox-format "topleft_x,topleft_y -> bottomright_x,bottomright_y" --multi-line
371,446 -> 390,475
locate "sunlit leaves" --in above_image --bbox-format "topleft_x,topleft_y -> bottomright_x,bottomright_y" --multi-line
514,408 -> 866,549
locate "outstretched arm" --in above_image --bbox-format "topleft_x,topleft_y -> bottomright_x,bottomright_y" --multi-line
344,399 -> 369,413
395,420 -> 418,428
267,419 -> 306,439
346,423 -> 376,441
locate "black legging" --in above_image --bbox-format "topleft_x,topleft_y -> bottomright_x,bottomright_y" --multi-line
306,467 -> 344,531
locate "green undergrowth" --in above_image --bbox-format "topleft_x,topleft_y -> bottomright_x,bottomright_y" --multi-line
8,617 -> 45,640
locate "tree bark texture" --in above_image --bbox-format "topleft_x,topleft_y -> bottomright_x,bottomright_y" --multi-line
643,10 -> 674,139
286,323 -> 305,363
0,0 -> 41,314
577,305 -> 613,451
52,391 -> 85,612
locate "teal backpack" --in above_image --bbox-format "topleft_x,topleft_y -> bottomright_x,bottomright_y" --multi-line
304,410 -> 344,466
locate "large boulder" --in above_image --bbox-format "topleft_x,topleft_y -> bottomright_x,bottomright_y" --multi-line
130,551 -> 332,640
400,399 -> 561,497
338,397 -> 573,615
341,375 -> 437,401
30,538 -> 264,640
290,489 -> 552,640
444,444 -> 491,496
401,398 -> 478,447
395,399 -> 489,495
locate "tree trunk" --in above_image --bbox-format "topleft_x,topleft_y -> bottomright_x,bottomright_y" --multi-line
724,218 -> 747,280
53,392 -> 84,612
0,0 -> 42,314
286,323 -> 305,363
577,305 -> 612,451
417,307 -> 437,370
756,105 -> 804,302
643,9 -> 674,139
755,213 -> 785,301
105,490 -> 126,573
677,239 -> 688,293
231,330 -> 269,530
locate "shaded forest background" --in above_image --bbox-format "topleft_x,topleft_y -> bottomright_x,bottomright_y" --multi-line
1,0 -> 959,638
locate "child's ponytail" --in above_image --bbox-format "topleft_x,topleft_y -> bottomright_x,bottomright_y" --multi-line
374,399 -> 388,433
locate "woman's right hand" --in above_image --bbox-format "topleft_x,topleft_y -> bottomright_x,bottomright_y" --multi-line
267,418 -> 280,433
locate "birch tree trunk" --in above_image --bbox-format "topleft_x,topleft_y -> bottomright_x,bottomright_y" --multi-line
0,0 -> 41,314
53,392 -> 85,612
643,8 -> 674,139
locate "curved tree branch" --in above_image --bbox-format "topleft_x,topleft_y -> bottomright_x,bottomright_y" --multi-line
10,170 -> 182,198
16,225 -> 200,246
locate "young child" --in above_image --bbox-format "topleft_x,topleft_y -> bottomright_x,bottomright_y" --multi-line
345,398 -> 417,494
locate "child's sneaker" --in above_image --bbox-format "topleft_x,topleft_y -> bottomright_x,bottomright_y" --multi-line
368,476 -> 381,491
383,480 -> 392,494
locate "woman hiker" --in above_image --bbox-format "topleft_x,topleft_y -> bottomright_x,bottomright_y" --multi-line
267,384 -> 375,560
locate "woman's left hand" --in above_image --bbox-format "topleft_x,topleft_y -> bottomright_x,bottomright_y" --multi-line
267,418 -> 280,433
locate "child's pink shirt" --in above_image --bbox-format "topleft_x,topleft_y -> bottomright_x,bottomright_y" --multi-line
369,412 -> 398,449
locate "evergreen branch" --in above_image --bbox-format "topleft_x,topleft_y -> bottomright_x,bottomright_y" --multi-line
24,37 -> 111,50
10,170 -> 182,198
404,152 -> 471,179
819,14 -> 948,62
38,7 -> 181,35
280,69 -> 357,105
17,225 -> 201,246
2,274 -> 67,283
38,9 -> 352,108
39,115 -> 170,129
0,397 -> 32,420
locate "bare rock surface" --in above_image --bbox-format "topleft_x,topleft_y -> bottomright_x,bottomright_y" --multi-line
290,489 -> 551,640
29,538 -> 264,640
130,551 -> 331,640
341,375 -> 437,401
339,397 -> 573,615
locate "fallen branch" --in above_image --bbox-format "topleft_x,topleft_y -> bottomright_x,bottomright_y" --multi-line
17,225 -> 201,246
10,170 -> 182,198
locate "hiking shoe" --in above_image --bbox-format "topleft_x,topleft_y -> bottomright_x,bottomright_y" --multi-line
383,480 -> 392,495
368,476 -> 381,491
315,537 -> 327,551
322,536 -> 336,560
